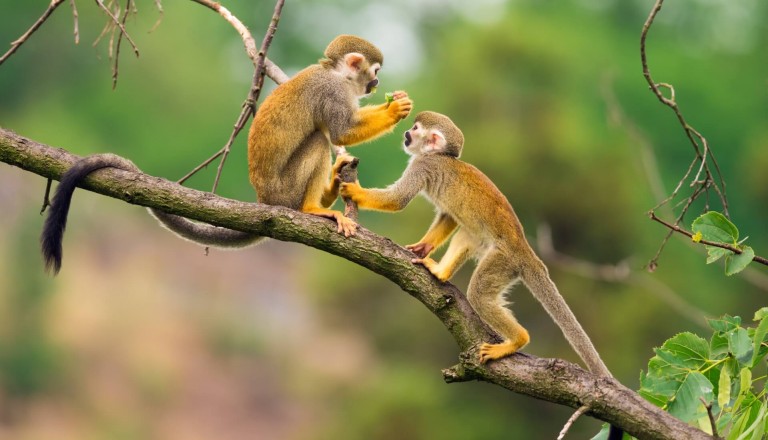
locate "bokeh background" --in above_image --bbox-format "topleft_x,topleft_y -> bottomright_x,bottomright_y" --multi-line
1,0 -> 767,438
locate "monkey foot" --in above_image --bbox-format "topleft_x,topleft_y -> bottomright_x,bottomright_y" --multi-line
411,257 -> 448,282
335,214 -> 357,237
479,341 -> 519,364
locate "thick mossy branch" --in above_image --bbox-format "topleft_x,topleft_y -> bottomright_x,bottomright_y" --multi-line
0,127 -> 712,440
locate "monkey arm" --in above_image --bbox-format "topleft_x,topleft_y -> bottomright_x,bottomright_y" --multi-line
329,97 -> 412,146
339,165 -> 424,212
406,212 -> 458,258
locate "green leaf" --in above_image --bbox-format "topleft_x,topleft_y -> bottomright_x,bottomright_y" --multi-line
751,315 -> 768,367
692,211 -> 739,244
710,315 -> 743,332
718,367 -> 732,409
590,424 -> 610,440
754,308 -> 768,321
726,246 -> 755,276
729,328 -> 754,365
740,368 -> 752,398
711,331 -> 731,359
706,246 -> 732,264
667,371 -> 714,422
658,332 -> 710,368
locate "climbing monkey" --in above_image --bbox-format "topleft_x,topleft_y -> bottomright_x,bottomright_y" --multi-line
339,111 -> 613,376
41,35 -> 411,273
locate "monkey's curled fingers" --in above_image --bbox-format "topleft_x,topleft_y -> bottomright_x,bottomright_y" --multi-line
391,90 -> 408,101
387,96 -> 413,121
332,153 -> 356,175
479,341 -> 519,364
406,242 -> 434,259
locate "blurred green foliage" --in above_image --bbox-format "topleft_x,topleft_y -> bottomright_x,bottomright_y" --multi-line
1,0 -> 767,438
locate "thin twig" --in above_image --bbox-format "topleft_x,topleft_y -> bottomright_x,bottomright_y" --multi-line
557,405 -> 590,440
111,0 -> 132,89
209,0 -> 285,193
649,211 -> 768,266
535,224 -> 710,328
70,0 -> 80,44
94,0 -> 139,58
40,178 -> 53,214
0,0 -> 67,66
699,397 -> 719,438
149,0 -> 164,33
179,0 -> 288,186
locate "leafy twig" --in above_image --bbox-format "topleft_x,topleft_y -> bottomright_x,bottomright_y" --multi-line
640,0 -> 730,269
648,211 -> 768,266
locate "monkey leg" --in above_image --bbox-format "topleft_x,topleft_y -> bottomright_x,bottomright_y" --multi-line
467,250 -> 530,364
413,228 -> 474,282
406,212 -> 458,258
299,143 -> 356,236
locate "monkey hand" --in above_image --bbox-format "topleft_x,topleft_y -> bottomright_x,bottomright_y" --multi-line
387,92 -> 412,121
406,242 -> 434,259
412,257 -> 448,282
332,153 -> 356,176
339,181 -> 364,204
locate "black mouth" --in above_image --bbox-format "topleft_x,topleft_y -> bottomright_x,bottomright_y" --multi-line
404,131 -> 412,146
365,78 -> 379,94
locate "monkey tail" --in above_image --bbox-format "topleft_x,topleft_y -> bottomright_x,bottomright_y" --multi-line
148,209 -> 264,248
41,153 -> 263,275
521,259 -> 624,439
520,259 -> 611,377
41,154 -> 130,274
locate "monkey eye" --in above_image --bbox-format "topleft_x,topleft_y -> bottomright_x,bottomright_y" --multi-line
374,67 -> 380,75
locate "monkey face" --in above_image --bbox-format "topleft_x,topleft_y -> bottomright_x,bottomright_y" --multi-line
404,122 -> 449,156
339,53 -> 382,97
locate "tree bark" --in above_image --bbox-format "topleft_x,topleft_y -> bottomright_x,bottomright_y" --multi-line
0,127 -> 712,440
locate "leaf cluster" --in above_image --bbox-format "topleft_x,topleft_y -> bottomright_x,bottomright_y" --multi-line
638,308 -> 768,438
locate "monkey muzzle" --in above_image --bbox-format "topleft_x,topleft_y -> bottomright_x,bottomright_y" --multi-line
404,131 -> 412,147
365,78 -> 379,94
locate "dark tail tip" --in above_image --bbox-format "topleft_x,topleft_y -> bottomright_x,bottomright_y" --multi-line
607,426 -> 624,440
39,156 -> 116,275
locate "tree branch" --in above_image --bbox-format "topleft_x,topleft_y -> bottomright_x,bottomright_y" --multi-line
0,127 -> 712,440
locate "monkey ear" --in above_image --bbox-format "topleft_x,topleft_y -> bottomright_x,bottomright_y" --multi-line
425,130 -> 447,152
344,53 -> 366,71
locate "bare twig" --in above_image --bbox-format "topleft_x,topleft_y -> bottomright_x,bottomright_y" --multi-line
699,397 -> 719,438
111,0 -> 133,89
70,0 -> 80,44
149,0 -> 164,33
209,0 -> 285,193
0,0 -> 67,66
557,405 -> 590,440
178,0 -> 289,186
649,211 -> 768,266
95,0 -> 139,58
338,157 -> 360,221
536,224 -> 710,328
40,178 -> 53,214
186,0 -> 288,84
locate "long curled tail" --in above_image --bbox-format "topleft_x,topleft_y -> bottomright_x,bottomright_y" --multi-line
41,153 -> 263,275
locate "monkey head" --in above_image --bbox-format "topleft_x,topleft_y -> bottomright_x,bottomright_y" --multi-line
321,35 -> 384,97
404,111 -> 464,158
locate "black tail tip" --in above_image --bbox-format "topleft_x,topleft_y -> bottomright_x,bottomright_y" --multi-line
41,238 -> 63,276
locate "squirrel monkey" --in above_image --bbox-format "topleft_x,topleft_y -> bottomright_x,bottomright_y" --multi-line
41,35 -> 412,274
339,111 -> 613,375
